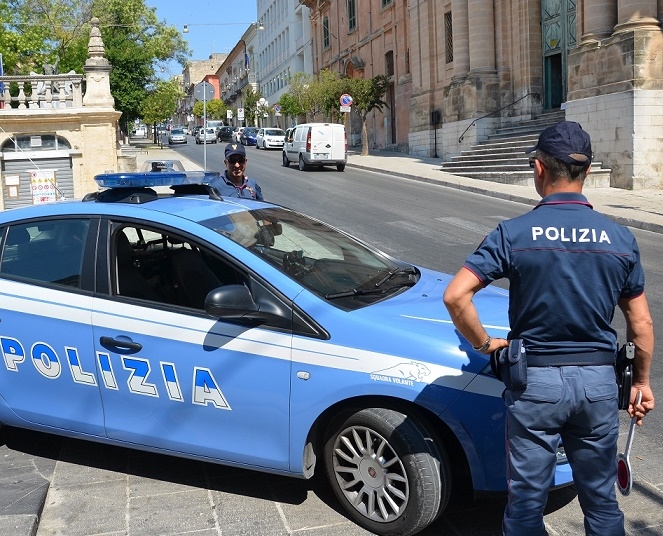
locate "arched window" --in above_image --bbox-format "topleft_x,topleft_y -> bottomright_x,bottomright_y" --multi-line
1,134 -> 72,153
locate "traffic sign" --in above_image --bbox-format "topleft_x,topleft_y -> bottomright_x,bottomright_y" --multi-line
237,108 -> 245,120
194,81 -> 215,101
340,93 -> 353,107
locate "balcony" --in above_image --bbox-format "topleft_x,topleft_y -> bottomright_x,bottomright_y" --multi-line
0,73 -> 85,110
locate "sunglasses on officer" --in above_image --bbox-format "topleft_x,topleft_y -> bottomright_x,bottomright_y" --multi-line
227,157 -> 246,165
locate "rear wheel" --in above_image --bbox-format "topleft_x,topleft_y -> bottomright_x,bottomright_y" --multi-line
323,407 -> 450,536
337,163 -> 346,172
298,155 -> 308,171
282,152 -> 290,167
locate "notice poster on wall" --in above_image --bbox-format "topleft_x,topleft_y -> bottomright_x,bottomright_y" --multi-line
30,169 -> 57,204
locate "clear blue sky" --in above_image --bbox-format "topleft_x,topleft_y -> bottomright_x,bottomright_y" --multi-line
146,0 -> 257,71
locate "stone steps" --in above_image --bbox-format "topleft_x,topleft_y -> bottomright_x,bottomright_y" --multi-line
440,110 -> 610,187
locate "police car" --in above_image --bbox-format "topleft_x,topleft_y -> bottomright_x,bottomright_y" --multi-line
0,174 -> 572,536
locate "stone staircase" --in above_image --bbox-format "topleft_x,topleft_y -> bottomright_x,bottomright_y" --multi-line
440,110 -> 611,188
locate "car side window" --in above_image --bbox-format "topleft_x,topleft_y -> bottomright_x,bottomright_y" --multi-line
0,219 -> 89,288
113,225 -> 246,309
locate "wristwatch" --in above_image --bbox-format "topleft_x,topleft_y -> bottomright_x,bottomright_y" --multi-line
473,336 -> 492,353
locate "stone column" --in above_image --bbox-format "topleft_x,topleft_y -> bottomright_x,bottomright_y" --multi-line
467,0 -> 496,74
451,0 -> 469,80
614,0 -> 660,32
83,17 -> 115,107
580,0 -> 617,43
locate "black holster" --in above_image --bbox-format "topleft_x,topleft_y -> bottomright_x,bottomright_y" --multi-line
616,342 -> 635,410
492,339 -> 527,390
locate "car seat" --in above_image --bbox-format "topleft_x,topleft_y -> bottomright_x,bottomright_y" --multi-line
169,248 -> 223,309
115,232 -> 160,301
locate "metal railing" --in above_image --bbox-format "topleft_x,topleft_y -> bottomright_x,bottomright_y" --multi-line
0,73 -> 85,110
458,92 -> 539,143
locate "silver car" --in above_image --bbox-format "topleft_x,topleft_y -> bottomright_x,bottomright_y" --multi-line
195,127 -> 217,144
168,128 -> 187,145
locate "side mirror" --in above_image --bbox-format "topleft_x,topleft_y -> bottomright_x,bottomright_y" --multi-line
204,285 -> 258,319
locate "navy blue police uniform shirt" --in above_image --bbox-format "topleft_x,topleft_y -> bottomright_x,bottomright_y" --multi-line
210,172 -> 263,201
464,192 -> 645,357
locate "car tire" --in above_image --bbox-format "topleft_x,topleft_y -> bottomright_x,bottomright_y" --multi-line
337,163 -> 346,172
263,141 -> 267,150
282,152 -> 290,167
323,407 -> 450,536
298,155 -> 308,171
256,142 -> 260,149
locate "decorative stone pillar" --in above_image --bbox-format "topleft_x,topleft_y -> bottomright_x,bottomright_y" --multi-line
83,17 -> 115,107
467,0 -> 496,73
614,0 -> 660,32
451,0 -> 469,80
580,0 -> 617,43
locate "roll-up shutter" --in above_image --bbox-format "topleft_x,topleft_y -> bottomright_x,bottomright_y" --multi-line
2,156 -> 74,209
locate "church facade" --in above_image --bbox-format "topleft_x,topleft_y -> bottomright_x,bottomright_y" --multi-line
303,0 -> 663,189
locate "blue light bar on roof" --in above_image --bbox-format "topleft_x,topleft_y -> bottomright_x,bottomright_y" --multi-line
94,171 -> 220,189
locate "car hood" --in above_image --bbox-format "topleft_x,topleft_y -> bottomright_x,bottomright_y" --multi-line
294,266 -> 510,377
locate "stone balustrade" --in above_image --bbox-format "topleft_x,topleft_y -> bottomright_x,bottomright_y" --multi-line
0,73 -> 84,110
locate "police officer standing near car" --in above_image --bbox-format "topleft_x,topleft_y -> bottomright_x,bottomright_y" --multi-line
443,121 -> 654,536
209,143 -> 264,201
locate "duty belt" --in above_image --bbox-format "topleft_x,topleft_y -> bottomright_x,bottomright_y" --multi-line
527,351 -> 616,367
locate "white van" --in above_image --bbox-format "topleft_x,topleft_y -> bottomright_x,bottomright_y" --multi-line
282,123 -> 347,171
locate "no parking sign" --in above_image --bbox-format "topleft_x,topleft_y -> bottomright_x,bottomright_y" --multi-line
340,93 -> 353,113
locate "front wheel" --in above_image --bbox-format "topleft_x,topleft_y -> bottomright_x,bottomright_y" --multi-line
282,152 -> 290,167
323,407 -> 450,536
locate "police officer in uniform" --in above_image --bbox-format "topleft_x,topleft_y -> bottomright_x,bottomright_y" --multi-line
209,143 -> 264,200
443,121 -> 654,535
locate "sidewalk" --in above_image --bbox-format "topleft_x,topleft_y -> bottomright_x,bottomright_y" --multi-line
345,149 -> 663,235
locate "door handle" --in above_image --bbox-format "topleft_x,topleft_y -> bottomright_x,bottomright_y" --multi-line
99,336 -> 142,352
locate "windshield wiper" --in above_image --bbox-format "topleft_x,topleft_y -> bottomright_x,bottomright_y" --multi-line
373,266 -> 418,287
325,278 -> 416,300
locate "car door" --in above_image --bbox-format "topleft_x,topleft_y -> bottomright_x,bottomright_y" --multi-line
91,221 -> 292,469
0,218 -> 105,436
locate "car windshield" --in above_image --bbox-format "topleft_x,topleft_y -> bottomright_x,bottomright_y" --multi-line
265,129 -> 284,136
171,129 -> 184,135
244,128 -> 258,134
200,207 -> 418,308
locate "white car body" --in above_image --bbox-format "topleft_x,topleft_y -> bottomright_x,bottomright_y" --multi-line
256,128 -> 286,150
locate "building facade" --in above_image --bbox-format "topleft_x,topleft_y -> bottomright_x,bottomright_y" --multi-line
303,0 -> 412,150
255,0 -> 313,129
301,0 -> 662,189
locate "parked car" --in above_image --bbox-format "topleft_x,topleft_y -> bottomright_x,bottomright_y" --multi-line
240,127 -> 258,146
256,128 -> 286,150
282,122 -> 347,171
195,127 -> 217,144
217,126 -> 234,143
168,128 -> 187,145
232,127 -> 245,143
0,171 -> 572,536
139,159 -> 186,173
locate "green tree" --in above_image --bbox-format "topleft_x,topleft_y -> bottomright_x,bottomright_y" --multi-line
140,78 -> 182,140
347,75 -> 389,155
192,98 -> 226,121
242,85 -> 261,127
277,92 -> 304,127
3,0 -> 190,132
